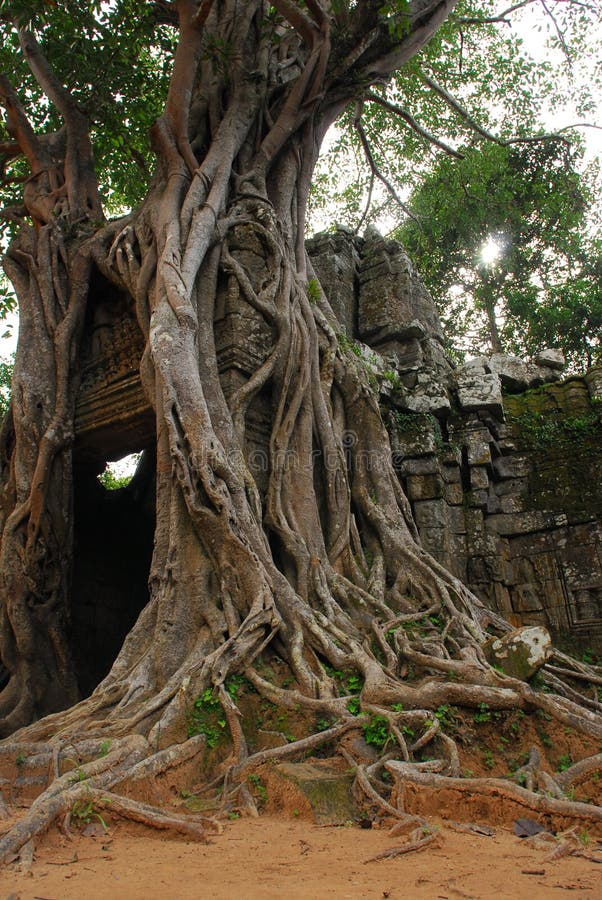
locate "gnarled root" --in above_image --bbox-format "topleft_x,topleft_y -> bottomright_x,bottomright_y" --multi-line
364,826 -> 443,862
0,733 -> 217,866
385,761 -> 602,835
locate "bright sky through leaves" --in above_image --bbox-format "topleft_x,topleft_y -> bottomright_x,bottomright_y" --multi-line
479,235 -> 504,267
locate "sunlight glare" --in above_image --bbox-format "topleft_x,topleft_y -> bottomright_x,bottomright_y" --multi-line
480,235 -> 503,267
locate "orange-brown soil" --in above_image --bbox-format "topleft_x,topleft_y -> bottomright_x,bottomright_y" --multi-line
0,814 -> 600,900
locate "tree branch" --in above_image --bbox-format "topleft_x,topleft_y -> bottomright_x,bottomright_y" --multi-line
419,72 -> 573,148
271,0 -> 318,45
539,0 -> 572,63
366,92 -> 464,159
191,0 -> 215,29
353,102 -> 419,224
0,75 -> 46,172
359,0 -> 459,79
456,0 -> 536,25
18,29 -> 83,127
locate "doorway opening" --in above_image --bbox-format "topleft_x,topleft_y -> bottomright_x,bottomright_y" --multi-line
70,447 -> 156,698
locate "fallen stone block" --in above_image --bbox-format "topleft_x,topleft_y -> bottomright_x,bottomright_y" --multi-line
483,625 -> 552,679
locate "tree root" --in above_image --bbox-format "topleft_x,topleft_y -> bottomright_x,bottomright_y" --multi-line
363,827 -> 443,862
90,790 -> 219,840
0,734 -> 219,866
385,761 -> 602,832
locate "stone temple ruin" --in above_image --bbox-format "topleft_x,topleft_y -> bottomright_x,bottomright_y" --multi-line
72,226 -> 602,694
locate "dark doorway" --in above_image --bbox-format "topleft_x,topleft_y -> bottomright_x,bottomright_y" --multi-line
70,448 -> 156,698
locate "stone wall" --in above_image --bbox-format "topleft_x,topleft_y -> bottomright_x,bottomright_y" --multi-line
308,227 -> 602,653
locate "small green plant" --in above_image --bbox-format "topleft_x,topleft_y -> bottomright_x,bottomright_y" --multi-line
363,715 -> 390,749
248,773 -> 268,804
71,798 -> 108,831
346,697 -> 360,715
307,278 -> 321,304
316,718 -> 332,732
292,808 -> 300,817
483,750 -> 495,770
557,753 -> 572,772
510,718 -> 523,734
69,766 -> 89,784
434,704 -> 456,730
188,688 -> 228,747
98,740 -> 112,758
15,753 -> 26,767
382,369 -> 402,390
538,731 -> 553,748
473,702 -> 491,724
228,811 -> 240,820
577,830 -> 591,847
390,702 -> 404,712
345,673 -> 363,693
225,674 -> 247,701
337,333 -> 362,358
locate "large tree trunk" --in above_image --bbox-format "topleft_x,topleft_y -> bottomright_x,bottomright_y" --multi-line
0,0 -> 600,860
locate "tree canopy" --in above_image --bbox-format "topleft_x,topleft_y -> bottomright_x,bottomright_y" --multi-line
398,140 -> 602,366
1,1 -> 600,262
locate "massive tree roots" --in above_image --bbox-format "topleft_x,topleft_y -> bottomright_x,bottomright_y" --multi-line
1,0 -> 602,869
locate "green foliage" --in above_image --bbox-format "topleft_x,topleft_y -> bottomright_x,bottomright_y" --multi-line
316,718 -> 333,732
434,704 -> 456,730
71,798 -> 108,831
0,355 -> 13,419
398,141 -> 599,366
362,714 -> 390,749
0,0 -> 175,248
482,749 -> 495,770
97,453 -> 141,491
509,400 -> 602,452
188,688 -> 227,748
346,697 -> 360,715
473,702 -> 491,724
311,1 -> 601,245
337,333 -> 363,358
97,468 -> 132,491
307,278 -> 321,304
224,674 -> 248,702
247,773 -> 267,804
557,753 -> 573,772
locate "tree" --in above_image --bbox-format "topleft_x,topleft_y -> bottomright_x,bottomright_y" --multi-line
398,140 -> 602,364
0,0 -> 601,860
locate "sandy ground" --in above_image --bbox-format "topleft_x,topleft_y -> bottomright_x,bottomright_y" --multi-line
0,814 -> 600,900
